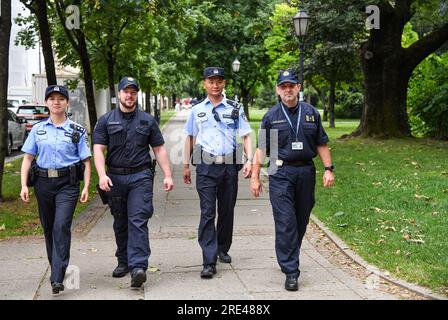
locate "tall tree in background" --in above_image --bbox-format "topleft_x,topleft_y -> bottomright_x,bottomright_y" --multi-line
0,0 -> 12,201
354,0 -> 448,137
19,0 -> 56,85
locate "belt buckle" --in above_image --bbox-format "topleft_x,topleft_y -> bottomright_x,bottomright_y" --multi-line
275,160 -> 283,167
215,155 -> 224,164
47,169 -> 59,178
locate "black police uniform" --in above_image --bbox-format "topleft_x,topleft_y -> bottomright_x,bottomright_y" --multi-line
92,107 -> 164,273
259,101 -> 329,277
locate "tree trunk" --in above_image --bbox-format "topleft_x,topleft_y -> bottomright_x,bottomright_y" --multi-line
145,91 -> 152,114
106,49 -> 116,109
354,3 -> 448,138
77,32 -> 97,133
0,0 -> 12,201
328,81 -> 336,128
240,86 -> 250,120
34,0 -> 57,85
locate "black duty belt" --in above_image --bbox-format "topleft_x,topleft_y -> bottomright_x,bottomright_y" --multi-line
275,159 -> 312,167
37,167 -> 70,178
200,151 -> 239,165
108,164 -> 149,175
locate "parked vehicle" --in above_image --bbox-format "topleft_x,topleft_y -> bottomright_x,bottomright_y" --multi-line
7,109 -> 27,156
16,105 -> 50,135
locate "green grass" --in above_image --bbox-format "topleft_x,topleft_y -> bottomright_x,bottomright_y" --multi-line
0,110 -> 176,239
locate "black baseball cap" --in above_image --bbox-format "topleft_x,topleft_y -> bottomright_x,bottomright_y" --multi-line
118,76 -> 140,91
277,69 -> 299,85
203,67 -> 225,79
45,85 -> 69,100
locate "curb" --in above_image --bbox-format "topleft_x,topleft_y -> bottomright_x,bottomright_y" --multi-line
310,214 -> 447,300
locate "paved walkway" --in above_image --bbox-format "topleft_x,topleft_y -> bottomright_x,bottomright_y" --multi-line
0,112 -> 396,300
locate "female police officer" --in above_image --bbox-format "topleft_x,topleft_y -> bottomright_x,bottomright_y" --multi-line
20,85 -> 92,294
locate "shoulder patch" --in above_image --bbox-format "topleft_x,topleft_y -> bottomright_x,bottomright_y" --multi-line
226,99 -> 241,109
198,112 -> 206,118
70,123 -> 86,134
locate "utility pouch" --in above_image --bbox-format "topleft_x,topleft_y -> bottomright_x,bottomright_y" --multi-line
69,165 -> 78,185
76,161 -> 85,181
27,159 -> 37,187
96,184 -> 109,205
109,196 -> 127,217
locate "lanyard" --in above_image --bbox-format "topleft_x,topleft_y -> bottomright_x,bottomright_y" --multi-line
281,102 -> 301,142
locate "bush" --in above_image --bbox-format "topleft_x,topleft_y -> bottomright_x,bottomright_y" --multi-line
254,86 -> 278,109
334,90 -> 363,119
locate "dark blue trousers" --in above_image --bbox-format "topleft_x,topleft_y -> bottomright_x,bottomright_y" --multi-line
268,164 -> 316,276
196,163 -> 238,266
108,169 -> 154,272
34,175 -> 80,283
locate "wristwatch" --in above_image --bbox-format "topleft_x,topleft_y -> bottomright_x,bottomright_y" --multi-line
324,165 -> 334,172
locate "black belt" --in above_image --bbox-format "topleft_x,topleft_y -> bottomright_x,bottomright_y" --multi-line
36,167 -> 70,178
108,164 -> 149,175
200,151 -> 239,165
276,159 -> 312,167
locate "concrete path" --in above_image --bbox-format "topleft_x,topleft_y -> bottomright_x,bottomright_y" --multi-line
0,112 -> 396,300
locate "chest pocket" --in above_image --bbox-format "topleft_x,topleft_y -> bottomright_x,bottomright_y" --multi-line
196,117 -> 210,132
107,124 -> 125,146
135,125 -> 150,147
272,124 -> 290,146
223,119 -> 236,130
36,133 -> 48,143
303,123 -> 317,138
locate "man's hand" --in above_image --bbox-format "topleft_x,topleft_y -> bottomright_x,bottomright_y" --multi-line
99,174 -> 113,191
164,176 -> 174,191
242,162 -> 252,179
323,170 -> 334,188
250,178 -> 263,198
183,166 -> 191,184
20,186 -> 29,202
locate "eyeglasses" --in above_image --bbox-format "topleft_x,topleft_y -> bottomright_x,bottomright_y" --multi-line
212,108 -> 221,122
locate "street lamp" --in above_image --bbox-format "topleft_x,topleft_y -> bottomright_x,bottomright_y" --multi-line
293,9 -> 310,101
232,58 -> 240,102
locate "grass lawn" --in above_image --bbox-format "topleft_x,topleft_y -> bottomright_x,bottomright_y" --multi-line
0,110 -> 176,240
249,107 -> 448,296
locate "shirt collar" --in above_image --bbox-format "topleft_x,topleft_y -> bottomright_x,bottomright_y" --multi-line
205,94 -> 228,109
43,117 -> 71,130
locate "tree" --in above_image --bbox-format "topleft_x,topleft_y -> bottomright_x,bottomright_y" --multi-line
354,0 -> 448,137
0,0 -> 12,201
19,0 -> 57,85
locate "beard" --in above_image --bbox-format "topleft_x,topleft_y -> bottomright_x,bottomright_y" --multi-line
120,97 -> 137,110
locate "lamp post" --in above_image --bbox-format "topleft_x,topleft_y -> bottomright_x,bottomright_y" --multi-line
232,58 -> 240,102
293,9 -> 310,102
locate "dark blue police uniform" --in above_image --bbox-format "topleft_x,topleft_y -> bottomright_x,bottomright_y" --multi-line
259,100 -> 329,278
92,106 -> 164,274
21,85 -> 91,292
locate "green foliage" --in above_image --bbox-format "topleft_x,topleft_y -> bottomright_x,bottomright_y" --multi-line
334,90 -> 363,119
408,52 -> 448,139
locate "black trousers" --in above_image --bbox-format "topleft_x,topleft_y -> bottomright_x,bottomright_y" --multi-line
196,163 -> 238,266
34,175 -> 80,283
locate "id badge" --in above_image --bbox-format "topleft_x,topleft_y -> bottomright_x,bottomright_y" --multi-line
292,142 -> 303,150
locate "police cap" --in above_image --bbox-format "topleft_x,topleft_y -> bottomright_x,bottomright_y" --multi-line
277,69 -> 299,85
203,67 -> 225,79
118,76 -> 140,91
45,85 -> 69,100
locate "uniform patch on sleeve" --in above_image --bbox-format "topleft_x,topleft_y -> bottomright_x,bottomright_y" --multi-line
241,112 -> 248,122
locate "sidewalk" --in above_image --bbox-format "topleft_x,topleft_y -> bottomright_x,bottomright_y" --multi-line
0,112 -> 396,300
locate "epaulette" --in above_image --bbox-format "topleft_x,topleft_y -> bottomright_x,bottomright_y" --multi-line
226,99 -> 241,109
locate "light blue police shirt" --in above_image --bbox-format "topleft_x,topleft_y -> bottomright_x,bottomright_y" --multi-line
22,117 -> 92,169
184,96 -> 252,155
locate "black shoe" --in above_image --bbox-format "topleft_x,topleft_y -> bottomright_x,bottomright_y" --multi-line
51,282 -> 65,294
217,251 -> 232,263
130,268 -> 147,288
200,264 -> 217,279
285,274 -> 299,291
112,263 -> 129,278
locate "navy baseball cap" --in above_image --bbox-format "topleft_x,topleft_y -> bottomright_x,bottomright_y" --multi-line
45,85 -> 69,100
203,67 -> 225,79
277,69 -> 299,85
118,76 -> 140,91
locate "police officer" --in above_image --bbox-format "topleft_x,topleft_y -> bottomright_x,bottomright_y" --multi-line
93,77 -> 174,288
250,69 -> 334,291
20,85 -> 92,294
183,67 -> 253,278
